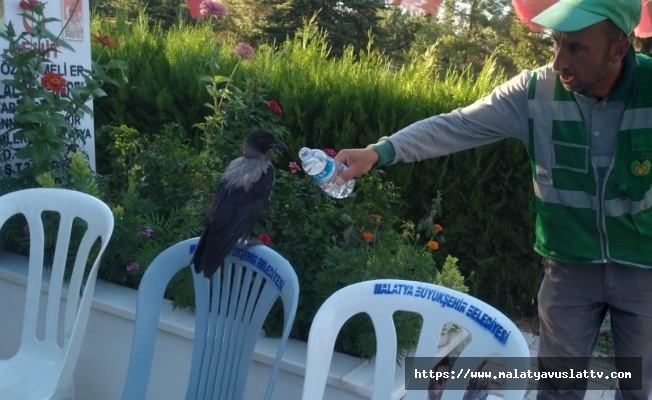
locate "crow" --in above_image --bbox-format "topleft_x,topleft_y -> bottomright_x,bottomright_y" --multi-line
192,130 -> 287,278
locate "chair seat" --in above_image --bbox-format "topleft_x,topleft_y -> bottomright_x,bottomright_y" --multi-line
0,354 -> 73,399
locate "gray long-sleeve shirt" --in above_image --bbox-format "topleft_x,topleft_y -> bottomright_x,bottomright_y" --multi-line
374,49 -> 638,185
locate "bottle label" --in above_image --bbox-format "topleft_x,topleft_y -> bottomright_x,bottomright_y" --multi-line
313,158 -> 335,184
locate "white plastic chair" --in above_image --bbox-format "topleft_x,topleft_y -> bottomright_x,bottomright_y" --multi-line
120,237 -> 300,400
301,279 -> 531,400
0,188 -> 115,400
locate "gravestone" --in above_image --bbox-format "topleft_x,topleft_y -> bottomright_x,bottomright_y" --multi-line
0,0 -> 95,177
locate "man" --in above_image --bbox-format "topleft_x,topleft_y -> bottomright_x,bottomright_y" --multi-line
334,1 -> 651,399
426,356 -> 450,400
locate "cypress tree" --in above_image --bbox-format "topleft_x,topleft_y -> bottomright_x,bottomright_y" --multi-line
255,0 -> 388,57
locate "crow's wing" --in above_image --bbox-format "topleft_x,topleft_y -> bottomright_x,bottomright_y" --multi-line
192,165 -> 276,278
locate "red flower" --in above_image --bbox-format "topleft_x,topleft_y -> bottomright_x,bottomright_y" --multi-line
19,0 -> 39,10
323,148 -> 337,157
267,100 -> 282,115
258,233 -> 272,246
41,71 -> 67,94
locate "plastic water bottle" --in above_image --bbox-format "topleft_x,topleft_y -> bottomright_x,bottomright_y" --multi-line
299,147 -> 355,199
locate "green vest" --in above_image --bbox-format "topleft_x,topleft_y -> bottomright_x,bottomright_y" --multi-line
527,55 -> 652,268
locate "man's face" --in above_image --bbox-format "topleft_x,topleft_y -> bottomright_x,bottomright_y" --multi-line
551,22 -> 627,100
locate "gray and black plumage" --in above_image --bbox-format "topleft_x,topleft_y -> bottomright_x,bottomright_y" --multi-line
192,130 -> 287,278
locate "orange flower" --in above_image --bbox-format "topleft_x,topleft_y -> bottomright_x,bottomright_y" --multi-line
427,240 -> 439,251
91,33 -> 119,48
374,214 -> 383,221
434,224 -> 444,232
361,231 -> 374,243
41,71 -> 67,94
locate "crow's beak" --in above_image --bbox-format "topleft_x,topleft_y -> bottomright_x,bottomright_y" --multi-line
266,139 -> 288,154
273,140 -> 288,151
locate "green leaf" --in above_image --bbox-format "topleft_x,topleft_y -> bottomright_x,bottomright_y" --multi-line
77,103 -> 93,115
15,146 -> 33,160
15,111 -> 48,124
92,88 -> 107,98
213,75 -> 230,84
32,144 -> 50,166
20,129 -> 40,141
47,113 -> 70,128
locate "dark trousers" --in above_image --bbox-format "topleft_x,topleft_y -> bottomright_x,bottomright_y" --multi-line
536,259 -> 652,400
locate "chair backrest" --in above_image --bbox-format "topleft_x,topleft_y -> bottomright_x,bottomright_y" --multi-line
121,237 -> 299,400
301,279 -> 530,400
0,188 -> 114,392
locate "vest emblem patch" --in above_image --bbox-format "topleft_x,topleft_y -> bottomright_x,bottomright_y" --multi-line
631,159 -> 652,177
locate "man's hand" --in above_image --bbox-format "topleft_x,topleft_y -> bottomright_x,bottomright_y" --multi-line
334,147 -> 379,184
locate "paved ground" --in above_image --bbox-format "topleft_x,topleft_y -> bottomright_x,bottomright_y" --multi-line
519,331 -> 617,400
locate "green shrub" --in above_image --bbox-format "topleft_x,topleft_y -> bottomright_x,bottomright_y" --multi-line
91,15 -> 539,329
92,16 -> 539,323
91,14 -> 216,152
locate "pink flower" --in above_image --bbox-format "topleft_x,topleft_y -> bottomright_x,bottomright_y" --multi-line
233,42 -> 254,61
126,261 -> 140,272
323,148 -> 337,157
267,100 -> 282,115
138,227 -> 153,237
258,233 -> 271,246
199,0 -> 227,18
289,161 -> 301,174
19,0 -> 39,10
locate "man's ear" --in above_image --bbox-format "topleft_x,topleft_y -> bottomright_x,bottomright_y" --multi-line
610,37 -> 631,63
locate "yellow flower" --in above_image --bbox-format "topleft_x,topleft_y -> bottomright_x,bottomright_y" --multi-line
427,240 -> 439,251
361,231 -> 374,242
434,224 -> 444,233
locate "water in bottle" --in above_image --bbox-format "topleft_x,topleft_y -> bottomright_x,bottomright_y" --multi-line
298,147 -> 355,198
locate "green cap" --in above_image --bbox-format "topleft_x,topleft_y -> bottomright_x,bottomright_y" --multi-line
531,0 -> 641,35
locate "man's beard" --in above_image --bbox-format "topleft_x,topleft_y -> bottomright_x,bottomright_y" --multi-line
560,53 -> 615,98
